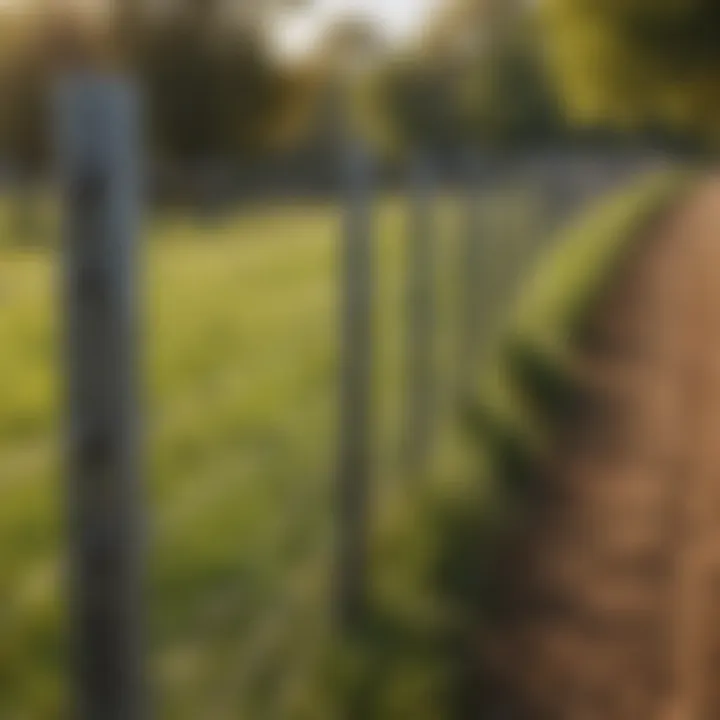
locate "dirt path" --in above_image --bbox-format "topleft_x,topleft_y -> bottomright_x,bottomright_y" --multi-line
481,177 -> 720,719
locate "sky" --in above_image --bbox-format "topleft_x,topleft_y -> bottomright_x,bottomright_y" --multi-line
273,0 -> 443,59
0,0 -> 445,57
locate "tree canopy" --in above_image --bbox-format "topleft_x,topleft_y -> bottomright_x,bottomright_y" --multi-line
542,0 -> 720,138
0,2 -> 315,175
371,0 -> 563,155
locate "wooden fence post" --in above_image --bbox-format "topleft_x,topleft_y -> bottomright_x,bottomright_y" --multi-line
57,75 -> 146,720
403,152 -> 435,475
336,129 -> 374,632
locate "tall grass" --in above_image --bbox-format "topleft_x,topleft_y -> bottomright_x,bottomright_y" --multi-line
0,188 -> 554,718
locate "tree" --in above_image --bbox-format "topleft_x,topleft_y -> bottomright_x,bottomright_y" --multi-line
0,11 -> 57,240
542,0 -> 720,138
372,54 -> 462,156
372,0 -> 564,157
455,22 -> 563,151
137,1 -> 295,166
0,1 -> 318,214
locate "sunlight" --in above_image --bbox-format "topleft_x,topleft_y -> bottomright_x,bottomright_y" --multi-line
273,0 -> 443,59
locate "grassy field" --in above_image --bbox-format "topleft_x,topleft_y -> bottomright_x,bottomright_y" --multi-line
0,190 -> 548,719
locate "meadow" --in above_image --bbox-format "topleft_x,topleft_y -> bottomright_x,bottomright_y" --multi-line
0,189 -> 547,719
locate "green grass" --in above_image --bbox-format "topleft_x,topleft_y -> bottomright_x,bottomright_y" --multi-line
0,187 -> 566,719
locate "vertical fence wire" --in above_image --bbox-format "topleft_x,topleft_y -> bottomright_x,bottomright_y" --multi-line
336,131 -> 374,632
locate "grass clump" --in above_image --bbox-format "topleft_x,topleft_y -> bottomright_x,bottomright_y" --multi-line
466,167 -> 698,498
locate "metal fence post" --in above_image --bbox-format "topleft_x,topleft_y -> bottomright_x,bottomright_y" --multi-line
403,152 -> 435,475
57,75 -> 146,720
336,132 -> 374,632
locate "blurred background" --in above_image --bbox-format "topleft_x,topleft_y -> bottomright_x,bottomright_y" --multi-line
0,0 -> 711,718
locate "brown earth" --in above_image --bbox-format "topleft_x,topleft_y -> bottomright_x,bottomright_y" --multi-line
479,177 -> 720,720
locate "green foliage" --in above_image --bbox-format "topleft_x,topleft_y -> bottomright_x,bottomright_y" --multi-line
456,23 -> 563,149
0,199 -> 421,718
543,0 -> 720,137
0,15 -> 52,173
466,168 -> 697,539
412,168 -> 697,713
139,10 -> 289,163
371,56 -> 461,155
0,5 -> 314,173
372,3 -> 565,154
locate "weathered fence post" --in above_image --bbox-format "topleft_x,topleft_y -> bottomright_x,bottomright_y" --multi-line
57,75 -> 146,720
403,152 -> 435,474
336,131 -> 374,632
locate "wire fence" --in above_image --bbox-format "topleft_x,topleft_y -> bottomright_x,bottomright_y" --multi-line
0,75 -> 679,719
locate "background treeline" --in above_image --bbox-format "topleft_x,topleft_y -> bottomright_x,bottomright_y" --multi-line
0,3 -> 319,193
0,1 -> 564,186
0,0 -> 710,199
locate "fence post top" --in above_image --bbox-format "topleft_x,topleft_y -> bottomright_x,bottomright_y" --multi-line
55,73 -> 138,107
55,74 -> 141,164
